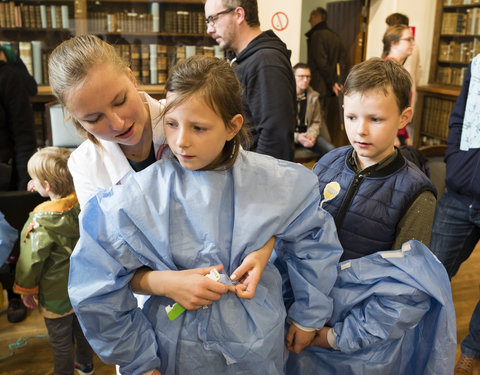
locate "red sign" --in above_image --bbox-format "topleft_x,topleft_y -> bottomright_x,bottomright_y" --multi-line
271,11 -> 288,31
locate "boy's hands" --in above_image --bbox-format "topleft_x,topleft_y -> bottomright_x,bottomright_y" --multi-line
309,326 -> 331,348
286,324 -> 316,354
22,294 -> 38,309
229,237 -> 275,299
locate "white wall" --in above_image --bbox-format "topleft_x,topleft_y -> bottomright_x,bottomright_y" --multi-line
257,2 -> 303,65
366,0 -> 437,85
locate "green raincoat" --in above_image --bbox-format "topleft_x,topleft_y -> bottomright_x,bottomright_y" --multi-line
14,193 -> 79,316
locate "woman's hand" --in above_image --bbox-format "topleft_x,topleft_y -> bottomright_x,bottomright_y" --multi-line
229,237 -> 275,299
131,265 -> 229,310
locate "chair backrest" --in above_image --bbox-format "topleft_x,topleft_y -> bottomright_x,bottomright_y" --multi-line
419,144 -> 447,200
44,101 -> 84,148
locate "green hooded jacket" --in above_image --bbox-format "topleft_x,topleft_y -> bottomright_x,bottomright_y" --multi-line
14,193 -> 80,315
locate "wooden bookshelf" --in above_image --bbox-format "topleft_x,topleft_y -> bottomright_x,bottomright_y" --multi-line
414,0 -> 480,146
0,0 -> 217,146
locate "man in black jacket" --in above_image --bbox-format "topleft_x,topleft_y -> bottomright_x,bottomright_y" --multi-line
0,46 -> 37,192
204,0 -> 296,161
306,7 -> 348,143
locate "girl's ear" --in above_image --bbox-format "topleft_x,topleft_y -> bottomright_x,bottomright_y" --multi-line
127,68 -> 138,88
398,106 -> 413,129
227,114 -> 243,141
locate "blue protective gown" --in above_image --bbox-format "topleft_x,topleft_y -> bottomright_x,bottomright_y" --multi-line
68,150 -> 343,375
285,240 -> 456,375
0,211 -> 17,265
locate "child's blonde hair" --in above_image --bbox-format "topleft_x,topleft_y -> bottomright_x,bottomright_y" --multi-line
163,55 -> 249,171
27,147 -> 74,198
48,34 -> 130,145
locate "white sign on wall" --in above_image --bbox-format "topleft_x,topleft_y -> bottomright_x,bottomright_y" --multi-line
258,3 -> 302,65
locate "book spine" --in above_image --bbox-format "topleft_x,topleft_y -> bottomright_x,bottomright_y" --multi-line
50,5 -> 57,28
31,40 -> 43,84
40,5 -> 47,28
151,2 -> 160,32
19,41 -> 33,76
61,5 -> 69,29
149,44 -> 158,84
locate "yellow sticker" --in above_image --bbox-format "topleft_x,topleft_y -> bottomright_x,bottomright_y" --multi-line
323,181 -> 341,201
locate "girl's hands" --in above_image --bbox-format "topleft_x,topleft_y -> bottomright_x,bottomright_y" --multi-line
229,237 -> 275,299
131,265 -> 229,310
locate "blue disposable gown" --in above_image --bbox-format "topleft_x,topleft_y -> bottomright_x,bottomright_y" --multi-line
68,150 -> 343,375
0,211 -> 17,265
285,240 -> 456,375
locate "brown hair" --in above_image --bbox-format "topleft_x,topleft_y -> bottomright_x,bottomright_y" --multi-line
27,147 -> 74,197
343,58 -> 411,113
222,0 -> 260,27
48,34 -> 130,146
385,13 -> 409,27
382,24 -> 410,58
163,55 -> 249,171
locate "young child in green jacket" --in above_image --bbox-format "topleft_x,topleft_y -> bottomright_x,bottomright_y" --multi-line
14,147 -> 94,375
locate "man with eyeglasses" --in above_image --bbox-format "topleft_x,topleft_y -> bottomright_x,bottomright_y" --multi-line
204,0 -> 296,161
293,62 -> 334,159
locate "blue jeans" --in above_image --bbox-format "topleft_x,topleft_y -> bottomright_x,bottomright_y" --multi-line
430,189 -> 480,358
430,189 -> 480,278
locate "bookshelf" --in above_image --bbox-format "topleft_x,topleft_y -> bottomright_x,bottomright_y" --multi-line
0,0 -> 218,145
414,0 -> 478,146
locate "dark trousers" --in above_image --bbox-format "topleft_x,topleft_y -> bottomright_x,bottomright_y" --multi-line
44,313 -> 93,375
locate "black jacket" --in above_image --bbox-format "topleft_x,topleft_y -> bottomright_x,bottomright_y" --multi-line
228,30 -> 296,161
444,64 -> 480,209
306,22 -> 348,97
0,61 -> 37,190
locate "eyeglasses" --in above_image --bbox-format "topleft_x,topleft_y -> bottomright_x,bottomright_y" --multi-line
295,75 -> 311,80
400,37 -> 415,42
205,8 -> 235,27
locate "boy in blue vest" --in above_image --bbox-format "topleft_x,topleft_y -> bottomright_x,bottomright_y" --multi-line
313,57 -> 436,262
284,58 -> 455,375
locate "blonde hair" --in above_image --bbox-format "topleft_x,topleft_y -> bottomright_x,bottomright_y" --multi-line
48,34 -> 130,145
163,55 -> 249,171
27,147 -> 74,198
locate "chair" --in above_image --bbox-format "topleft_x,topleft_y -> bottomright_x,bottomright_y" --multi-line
419,144 -> 448,200
44,101 -> 84,148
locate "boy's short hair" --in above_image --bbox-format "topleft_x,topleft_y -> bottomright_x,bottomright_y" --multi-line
343,58 -> 412,113
27,147 -> 74,198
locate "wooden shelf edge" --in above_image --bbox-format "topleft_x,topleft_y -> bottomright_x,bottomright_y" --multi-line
417,84 -> 461,97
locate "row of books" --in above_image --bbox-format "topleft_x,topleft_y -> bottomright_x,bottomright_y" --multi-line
444,0 -> 480,5
0,2 -> 70,29
114,43 -> 223,85
87,9 -> 205,34
420,97 -> 454,142
438,39 -> 480,63
6,40 -> 224,86
436,65 -> 468,85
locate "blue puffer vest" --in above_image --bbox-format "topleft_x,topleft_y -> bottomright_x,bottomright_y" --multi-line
314,146 -> 436,260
